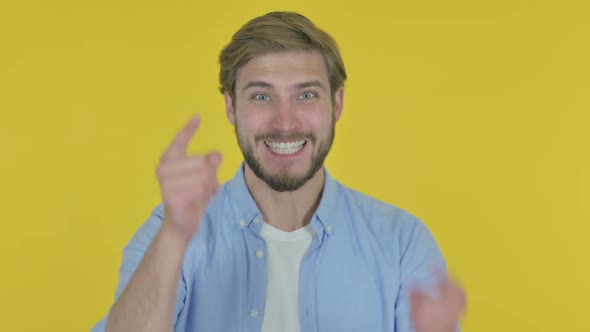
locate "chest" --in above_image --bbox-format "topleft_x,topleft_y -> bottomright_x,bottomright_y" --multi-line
178,228 -> 400,332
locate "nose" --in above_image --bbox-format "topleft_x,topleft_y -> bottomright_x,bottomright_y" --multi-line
270,100 -> 301,132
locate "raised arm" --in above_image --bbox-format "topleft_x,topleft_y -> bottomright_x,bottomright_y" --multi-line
99,116 -> 222,332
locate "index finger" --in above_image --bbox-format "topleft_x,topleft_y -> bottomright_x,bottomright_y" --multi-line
162,115 -> 201,161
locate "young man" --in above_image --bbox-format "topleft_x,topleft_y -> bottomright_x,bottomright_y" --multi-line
92,11 -> 465,332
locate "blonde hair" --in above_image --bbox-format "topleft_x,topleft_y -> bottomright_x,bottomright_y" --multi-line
218,11 -> 347,103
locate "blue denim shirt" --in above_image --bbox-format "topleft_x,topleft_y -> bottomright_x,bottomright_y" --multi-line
91,165 -> 449,332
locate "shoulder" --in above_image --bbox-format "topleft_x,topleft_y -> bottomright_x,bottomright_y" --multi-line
339,183 -> 420,230
121,204 -> 165,253
336,182 -> 435,250
128,179 -> 232,252
338,182 -> 445,268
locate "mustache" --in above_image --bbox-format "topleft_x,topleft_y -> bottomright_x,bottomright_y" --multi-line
255,132 -> 316,144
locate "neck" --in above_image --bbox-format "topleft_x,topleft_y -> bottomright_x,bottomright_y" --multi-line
244,164 -> 325,232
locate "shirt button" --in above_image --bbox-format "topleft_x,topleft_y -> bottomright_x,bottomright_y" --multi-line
255,250 -> 264,258
239,219 -> 246,228
326,225 -> 333,234
250,309 -> 259,317
253,217 -> 262,224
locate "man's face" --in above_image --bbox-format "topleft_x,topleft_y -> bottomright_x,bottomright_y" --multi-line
225,50 -> 343,192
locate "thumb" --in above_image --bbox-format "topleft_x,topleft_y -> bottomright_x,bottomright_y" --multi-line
206,151 -> 223,168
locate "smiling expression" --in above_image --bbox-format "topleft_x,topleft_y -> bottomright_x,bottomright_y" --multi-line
225,50 -> 343,192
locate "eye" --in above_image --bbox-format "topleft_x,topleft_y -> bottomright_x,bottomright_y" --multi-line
253,94 -> 270,101
300,92 -> 317,100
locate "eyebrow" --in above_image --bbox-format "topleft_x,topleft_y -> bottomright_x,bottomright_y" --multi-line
241,80 -> 327,92
297,80 -> 326,91
242,81 -> 273,92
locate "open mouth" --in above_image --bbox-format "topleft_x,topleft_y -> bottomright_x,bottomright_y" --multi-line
264,140 -> 307,155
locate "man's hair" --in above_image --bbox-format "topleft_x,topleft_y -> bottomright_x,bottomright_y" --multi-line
218,11 -> 347,104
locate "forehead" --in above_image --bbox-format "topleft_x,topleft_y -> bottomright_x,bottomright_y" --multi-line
235,50 -> 329,89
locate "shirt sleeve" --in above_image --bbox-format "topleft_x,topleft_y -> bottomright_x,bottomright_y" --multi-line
90,205 -> 187,331
394,216 -> 460,332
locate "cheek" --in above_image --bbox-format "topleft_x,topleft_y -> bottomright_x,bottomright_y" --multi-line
315,113 -> 335,133
235,119 -> 264,145
236,105 -> 271,127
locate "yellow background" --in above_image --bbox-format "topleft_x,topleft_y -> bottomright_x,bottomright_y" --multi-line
1,0 -> 588,331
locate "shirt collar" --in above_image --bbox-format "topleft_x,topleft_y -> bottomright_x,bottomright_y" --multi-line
227,163 -> 261,230
313,167 -> 339,236
227,163 -> 341,236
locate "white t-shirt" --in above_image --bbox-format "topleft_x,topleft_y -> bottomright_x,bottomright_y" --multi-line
260,222 -> 314,332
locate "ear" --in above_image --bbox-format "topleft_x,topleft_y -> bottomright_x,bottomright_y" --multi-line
333,88 -> 344,121
224,92 -> 236,126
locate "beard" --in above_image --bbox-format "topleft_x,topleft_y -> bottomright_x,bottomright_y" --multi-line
235,116 -> 335,192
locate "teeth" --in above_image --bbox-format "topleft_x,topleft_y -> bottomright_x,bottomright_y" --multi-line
265,140 -> 306,155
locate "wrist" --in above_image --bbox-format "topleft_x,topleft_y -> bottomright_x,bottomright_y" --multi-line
158,220 -> 194,253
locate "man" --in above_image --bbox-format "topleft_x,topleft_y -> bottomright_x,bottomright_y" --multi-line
92,11 -> 465,332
